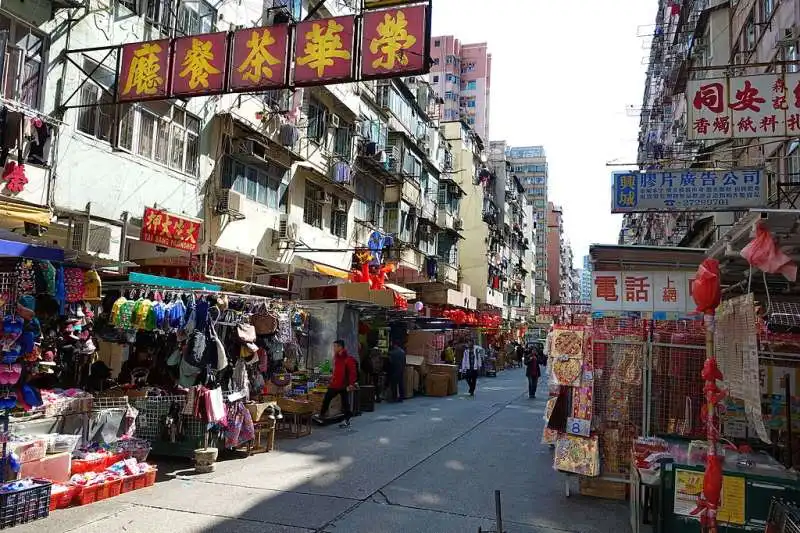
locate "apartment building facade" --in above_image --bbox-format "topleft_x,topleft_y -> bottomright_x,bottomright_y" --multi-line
508,145 -> 549,305
624,0 -> 799,248
429,36 -> 491,143
0,0 -> 466,302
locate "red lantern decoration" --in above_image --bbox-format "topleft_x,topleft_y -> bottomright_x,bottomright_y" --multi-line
692,258 -> 721,315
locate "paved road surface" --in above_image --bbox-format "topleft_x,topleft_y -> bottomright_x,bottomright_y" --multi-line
23,369 -> 631,533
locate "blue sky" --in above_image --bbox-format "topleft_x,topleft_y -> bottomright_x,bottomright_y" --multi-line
432,0 -> 659,267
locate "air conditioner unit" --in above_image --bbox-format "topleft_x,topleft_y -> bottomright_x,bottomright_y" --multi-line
453,218 -> 464,231
330,114 -> 340,129
316,190 -> 332,204
277,214 -> 298,240
334,198 -> 348,212
217,189 -> 245,214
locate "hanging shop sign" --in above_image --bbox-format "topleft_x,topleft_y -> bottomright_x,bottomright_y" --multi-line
687,73 -> 800,140
116,4 -> 430,102
610,168 -> 767,213
140,207 -> 201,252
591,271 -> 697,314
537,305 -> 562,316
364,0 -> 421,7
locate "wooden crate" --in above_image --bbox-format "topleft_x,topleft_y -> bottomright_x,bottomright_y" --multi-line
578,477 -> 627,501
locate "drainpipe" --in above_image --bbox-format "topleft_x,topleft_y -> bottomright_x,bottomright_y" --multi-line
119,210 -> 129,274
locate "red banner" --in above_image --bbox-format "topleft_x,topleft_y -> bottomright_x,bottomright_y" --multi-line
118,39 -> 171,102
140,207 -> 201,252
361,5 -> 427,79
229,25 -> 290,91
171,32 -> 229,96
294,16 -> 356,85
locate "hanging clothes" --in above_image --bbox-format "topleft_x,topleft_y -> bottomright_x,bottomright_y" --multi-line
26,118 -> 50,165
224,401 -> 254,449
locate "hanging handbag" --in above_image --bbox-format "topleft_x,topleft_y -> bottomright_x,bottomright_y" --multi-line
252,311 -> 277,335
237,323 -> 257,343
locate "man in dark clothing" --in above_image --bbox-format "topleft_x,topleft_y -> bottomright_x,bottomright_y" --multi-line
315,340 -> 357,427
388,340 -> 407,402
526,352 -> 541,398
515,343 -> 525,368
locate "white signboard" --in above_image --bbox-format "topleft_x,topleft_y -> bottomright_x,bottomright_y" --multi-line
592,271 -> 697,313
688,74 -> 798,140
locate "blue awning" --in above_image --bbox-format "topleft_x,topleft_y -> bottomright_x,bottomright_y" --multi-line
127,272 -> 221,291
0,238 -> 64,261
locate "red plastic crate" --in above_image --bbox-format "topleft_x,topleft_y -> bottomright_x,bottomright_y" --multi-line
144,469 -> 157,487
96,479 -> 122,501
71,457 -> 107,475
75,485 -> 100,506
49,486 -> 79,511
133,474 -> 147,490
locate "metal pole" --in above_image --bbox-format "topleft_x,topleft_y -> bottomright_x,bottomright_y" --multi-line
494,490 -> 503,533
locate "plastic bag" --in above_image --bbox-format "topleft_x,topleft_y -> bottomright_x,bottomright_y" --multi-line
740,221 -> 797,281
693,258 -> 721,315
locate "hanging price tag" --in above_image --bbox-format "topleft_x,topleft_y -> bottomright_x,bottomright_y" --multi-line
566,417 -> 591,437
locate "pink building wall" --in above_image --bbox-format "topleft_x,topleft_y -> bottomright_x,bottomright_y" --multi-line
430,35 -> 491,143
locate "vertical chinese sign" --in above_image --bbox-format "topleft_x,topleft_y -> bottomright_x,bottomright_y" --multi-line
140,207 -> 201,252
785,72 -> 800,135
171,32 -> 229,97
360,4 -> 427,79
229,24 -> 290,91
612,172 -> 638,211
118,39 -> 171,102
687,74 -> 789,140
293,16 -> 356,85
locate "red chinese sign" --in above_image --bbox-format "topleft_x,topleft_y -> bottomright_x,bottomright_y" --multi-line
688,74 -> 795,140
294,16 -> 356,85
537,305 -> 562,316
593,275 -> 619,303
140,207 -> 201,252
118,39 -> 171,102
229,25 -> 290,91
171,32 -> 228,96
361,5 -> 427,79
592,271 -> 697,314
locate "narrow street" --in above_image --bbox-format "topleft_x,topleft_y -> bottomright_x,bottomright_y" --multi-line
24,370 -> 630,533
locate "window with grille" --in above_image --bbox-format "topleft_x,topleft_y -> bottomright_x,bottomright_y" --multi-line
145,0 -> 173,35
333,125 -> 352,158
0,17 -> 47,109
304,182 -> 323,228
353,174 -> 383,226
76,61 -> 115,141
116,101 -> 201,177
307,98 -> 327,144
330,198 -> 347,239
177,0 -> 216,35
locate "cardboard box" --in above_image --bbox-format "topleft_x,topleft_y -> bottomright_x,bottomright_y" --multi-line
369,289 -> 395,307
403,366 -> 418,399
10,438 -> 47,463
425,374 -> 449,397
19,451 -> 71,483
428,364 -> 458,395
308,282 -> 371,302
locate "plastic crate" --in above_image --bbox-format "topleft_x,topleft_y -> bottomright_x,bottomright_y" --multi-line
0,479 -> 52,529
75,484 -> 100,506
120,474 -> 144,494
144,469 -> 157,487
71,457 -> 108,475
49,486 -> 79,511
96,479 -> 122,501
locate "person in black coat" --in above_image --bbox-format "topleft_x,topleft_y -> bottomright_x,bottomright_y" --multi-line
525,352 -> 541,398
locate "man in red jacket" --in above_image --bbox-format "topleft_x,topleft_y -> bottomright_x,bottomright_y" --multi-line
315,340 -> 357,427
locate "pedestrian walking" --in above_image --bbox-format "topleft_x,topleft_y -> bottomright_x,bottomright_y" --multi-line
314,340 -> 357,428
525,350 -> 541,398
388,340 -> 407,402
515,343 -> 525,368
460,339 -> 483,396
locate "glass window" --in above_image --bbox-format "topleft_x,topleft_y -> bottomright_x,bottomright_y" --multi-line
145,0 -> 173,35
176,0 -> 216,36
304,182 -> 324,228
114,103 -> 201,176
307,98 -> 327,144
330,197 -> 347,239
0,16 -> 47,109
333,125 -> 352,157
220,156 -> 283,208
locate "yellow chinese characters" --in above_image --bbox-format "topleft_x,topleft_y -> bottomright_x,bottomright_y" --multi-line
369,11 -> 417,70
297,19 -> 351,77
238,29 -> 281,83
179,38 -> 221,90
123,43 -> 164,97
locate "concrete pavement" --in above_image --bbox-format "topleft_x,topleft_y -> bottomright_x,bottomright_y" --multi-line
22,369 -> 631,533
